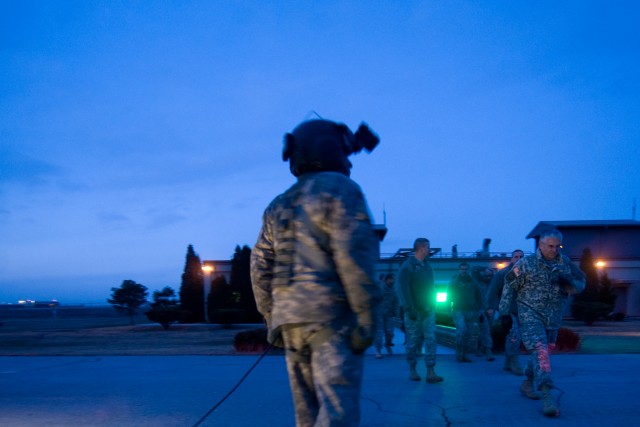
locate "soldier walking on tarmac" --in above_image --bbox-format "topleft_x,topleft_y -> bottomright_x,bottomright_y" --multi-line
396,238 -> 444,383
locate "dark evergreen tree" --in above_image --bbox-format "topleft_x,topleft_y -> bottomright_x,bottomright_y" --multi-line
208,275 -> 230,313
598,270 -> 617,312
107,279 -> 149,325
145,286 -> 182,330
230,245 -> 262,323
179,244 -> 205,323
207,274 -> 242,327
572,247 -> 616,324
578,248 -> 599,298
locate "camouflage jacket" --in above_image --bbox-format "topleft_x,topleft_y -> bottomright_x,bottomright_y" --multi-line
250,172 -> 381,343
396,256 -> 436,312
447,274 -> 484,312
499,249 -> 585,330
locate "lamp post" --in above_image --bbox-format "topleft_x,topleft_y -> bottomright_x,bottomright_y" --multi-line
202,264 -> 214,323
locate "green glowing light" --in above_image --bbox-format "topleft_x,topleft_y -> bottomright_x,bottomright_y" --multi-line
436,292 -> 448,303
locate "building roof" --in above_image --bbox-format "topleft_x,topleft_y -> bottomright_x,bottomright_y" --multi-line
526,220 -> 640,239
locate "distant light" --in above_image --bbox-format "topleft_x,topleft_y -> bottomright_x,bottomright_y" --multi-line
595,260 -> 606,269
436,292 -> 448,303
497,262 -> 506,269
202,265 -> 214,273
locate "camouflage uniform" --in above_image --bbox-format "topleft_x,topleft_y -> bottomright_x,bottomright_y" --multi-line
448,273 -> 485,356
499,249 -> 585,391
374,277 -> 399,353
396,256 -> 438,369
487,265 -> 521,358
251,171 -> 381,427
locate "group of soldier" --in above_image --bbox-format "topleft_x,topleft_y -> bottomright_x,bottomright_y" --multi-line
250,118 -> 586,426
384,233 -> 585,418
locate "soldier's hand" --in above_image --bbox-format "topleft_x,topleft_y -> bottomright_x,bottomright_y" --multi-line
351,325 -> 375,354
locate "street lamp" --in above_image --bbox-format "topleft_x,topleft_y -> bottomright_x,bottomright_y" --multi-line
202,264 -> 214,323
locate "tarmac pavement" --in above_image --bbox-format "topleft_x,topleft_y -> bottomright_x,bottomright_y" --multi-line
2,342 -> 639,426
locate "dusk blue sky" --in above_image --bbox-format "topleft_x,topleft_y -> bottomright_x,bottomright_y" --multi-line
1,1 -> 639,304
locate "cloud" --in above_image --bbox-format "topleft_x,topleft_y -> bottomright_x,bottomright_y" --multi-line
145,209 -> 188,229
97,211 -> 131,229
0,149 -> 61,186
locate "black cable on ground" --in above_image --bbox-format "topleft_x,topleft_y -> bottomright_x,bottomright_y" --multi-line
191,343 -> 274,427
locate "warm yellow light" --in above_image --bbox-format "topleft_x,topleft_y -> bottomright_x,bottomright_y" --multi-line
202,265 -> 214,273
595,261 -> 606,269
497,262 -> 506,269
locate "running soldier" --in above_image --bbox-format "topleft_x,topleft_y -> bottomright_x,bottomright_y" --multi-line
250,118 -> 381,427
396,238 -> 444,383
499,229 -> 585,417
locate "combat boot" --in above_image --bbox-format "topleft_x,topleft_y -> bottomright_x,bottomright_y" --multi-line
409,365 -> 421,381
519,379 -> 540,400
540,386 -> 559,417
485,348 -> 495,361
508,356 -> 524,375
385,345 -> 393,355
426,366 -> 444,383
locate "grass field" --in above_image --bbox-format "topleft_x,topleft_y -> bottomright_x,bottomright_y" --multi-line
1,306 -> 639,356
0,305 -> 259,356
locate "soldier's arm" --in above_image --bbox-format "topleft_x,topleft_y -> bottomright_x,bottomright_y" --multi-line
250,208 -> 276,320
474,281 -> 485,311
328,185 -> 381,329
396,262 -> 414,311
499,262 -> 522,315
446,279 -> 455,311
566,260 -> 587,295
486,270 -> 502,310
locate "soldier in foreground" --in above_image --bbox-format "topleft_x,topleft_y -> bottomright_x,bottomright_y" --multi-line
499,229 -> 585,417
396,238 -> 444,383
250,118 -> 381,427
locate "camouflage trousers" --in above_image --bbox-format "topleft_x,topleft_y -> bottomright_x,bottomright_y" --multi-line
453,310 -> 478,350
477,312 -> 493,350
404,310 -> 437,367
282,322 -> 364,427
504,314 -> 522,357
520,321 -> 557,390
374,312 -> 396,351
